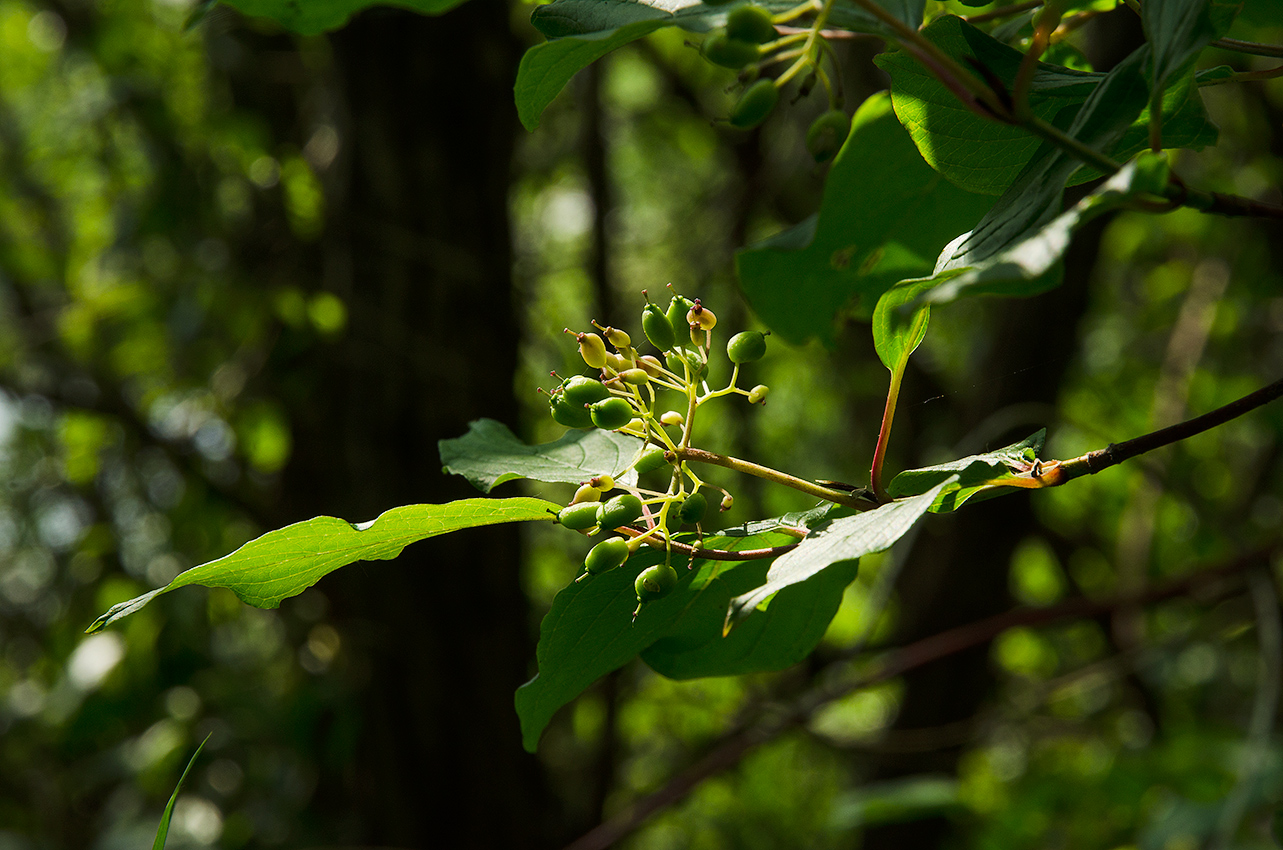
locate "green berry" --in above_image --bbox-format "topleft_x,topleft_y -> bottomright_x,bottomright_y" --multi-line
665,497 -> 685,531
700,31 -> 760,69
634,446 -> 668,474
665,295 -> 695,336
727,330 -> 767,363
572,483 -> 602,504
679,492 -> 708,525
726,6 -> 777,44
642,302 -> 677,352
635,563 -> 679,602
620,368 -> 650,386
562,375 -> 609,408
557,502 -> 600,531
577,332 -> 608,369
550,396 -> 593,429
596,493 -> 644,530
747,384 -> 769,404
730,79 -> 778,129
590,397 -> 634,430
806,109 -> 851,163
584,538 -> 630,575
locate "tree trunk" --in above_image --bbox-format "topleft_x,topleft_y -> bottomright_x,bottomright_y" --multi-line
277,5 -> 559,845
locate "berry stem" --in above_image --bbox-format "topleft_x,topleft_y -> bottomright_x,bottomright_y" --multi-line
672,447 -> 874,510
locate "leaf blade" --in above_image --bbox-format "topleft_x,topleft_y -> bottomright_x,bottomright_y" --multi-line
88,498 -> 559,633
439,418 -> 641,492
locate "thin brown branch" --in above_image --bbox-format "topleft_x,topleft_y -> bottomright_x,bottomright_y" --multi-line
565,545 -> 1274,850
1212,36 -> 1283,59
963,0 -> 1043,24
1050,375 -> 1283,484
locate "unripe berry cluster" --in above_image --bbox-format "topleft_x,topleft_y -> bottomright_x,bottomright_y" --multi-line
546,286 -> 771,617
695,2 -> 852,163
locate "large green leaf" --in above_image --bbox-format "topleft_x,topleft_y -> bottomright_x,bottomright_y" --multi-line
923,154 -> 1169,303
874,17 -> 1217,196
438,418 -> 641,492
1143,0 -> 1242,112
640,554 -> 857,679
735,93 -> 992,345
515,509 -> 838,751
727,478 -> 954,623
875,16 -> 1100,196
218,0 -> 466,34
934,45 -> 1151,282
888,430 -> 1044,513
516,0 -> 924,131
87,498 -> 558,633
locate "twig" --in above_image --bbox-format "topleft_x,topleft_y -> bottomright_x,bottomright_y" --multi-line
672,447 -> 875,510
1212,36 -> 1283,59
564,546 -> 1274,850
617,525 -> 798,561
1045,376 -> 1283,485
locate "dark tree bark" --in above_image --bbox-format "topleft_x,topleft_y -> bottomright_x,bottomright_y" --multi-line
275,5 -> 559,845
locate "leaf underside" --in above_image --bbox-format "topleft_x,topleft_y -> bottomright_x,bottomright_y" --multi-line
888,430 -> 1045,513
439,418 -> 642,492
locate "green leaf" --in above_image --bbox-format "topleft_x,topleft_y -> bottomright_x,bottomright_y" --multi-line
87,498 -> 559,633
438,418 -> 641,493
515,511 -> 834,751
1143,0 -> 1242,108
516,0 -> 924,131
875,17 -> 1216,197
516,20 -> 669,131
872,277 -> 934,372
218,0 -> 467,34
874,16 -> 1102,196
934,45 -> 1151,283
923,154 -> 1169,303
888,430 -> 1044,512
727,478 -> 955,624
735,92 -> 992,345
153,735 -> 210,850
640,557 -> 857,679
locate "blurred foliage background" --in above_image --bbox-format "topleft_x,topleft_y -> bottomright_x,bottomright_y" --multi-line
0,0 -> 1281,847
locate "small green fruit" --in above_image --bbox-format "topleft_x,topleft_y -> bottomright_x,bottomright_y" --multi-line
591,397 -> 634,430
635,563 -> 679,602
679,491 -> 708,525
806,109 -> 851,163
571,483 -> 602,504
562,375 -> 610,408
700,31 -> 760,69
642,302 -> 677,352
659,410 -> 685,427
585,537 -> 630,575
747,384 -> 769,404
727,330 -> 767,363
550,396 -> 593,429
597,493 -> 644,530
620,368 -> 649,386
730,79 -> 778,129
557,502 -> 600,531
665,295 -> 695,336
726,5 -> 777,44
634,446 -> 668,474
664,497 -> 685,531
577,332 -> 608,369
